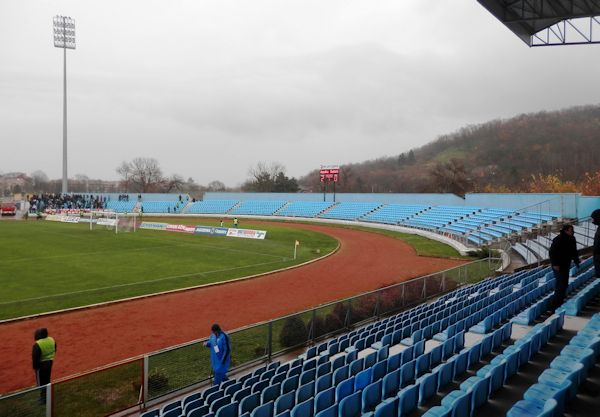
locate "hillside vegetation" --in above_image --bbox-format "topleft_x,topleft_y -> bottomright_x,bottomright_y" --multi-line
299,105 -> 600,195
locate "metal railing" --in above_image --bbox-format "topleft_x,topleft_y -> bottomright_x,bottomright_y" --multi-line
0,257 -> 502,416
511,215 -> 597,267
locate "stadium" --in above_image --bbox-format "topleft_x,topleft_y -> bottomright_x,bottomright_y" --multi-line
1,2 -> 600,417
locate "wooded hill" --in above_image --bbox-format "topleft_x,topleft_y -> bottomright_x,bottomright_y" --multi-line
298,105 -> 600,195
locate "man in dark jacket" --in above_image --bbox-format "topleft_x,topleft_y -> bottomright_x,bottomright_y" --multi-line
32,328 -> 56,402
592,209 -> 600,278
549,224 -> 580,312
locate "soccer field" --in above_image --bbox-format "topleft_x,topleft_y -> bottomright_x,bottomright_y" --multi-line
0,219 -> 338,320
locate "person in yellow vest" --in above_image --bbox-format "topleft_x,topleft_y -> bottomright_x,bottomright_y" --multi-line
32,328 -> 56,401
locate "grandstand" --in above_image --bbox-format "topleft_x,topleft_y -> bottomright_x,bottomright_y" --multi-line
276,202 -> 335,218
141,201 -> 186,214
73,193 -> 573,253
230,201 -> 288,216
319,202 -> 382,221
105,200 -> 137,212
138,257 -> 599,417
187,200 -> 239,215
125,193 -> 567,248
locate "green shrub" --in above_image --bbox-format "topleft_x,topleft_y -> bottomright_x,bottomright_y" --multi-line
279,316 -> 308,348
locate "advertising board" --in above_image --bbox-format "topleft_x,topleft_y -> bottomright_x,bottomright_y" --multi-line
62,216 -> 81,223
226,228 -> 267,239
139,222 -> 168,230
166,224 -> 196,234
97,218 -> 117,227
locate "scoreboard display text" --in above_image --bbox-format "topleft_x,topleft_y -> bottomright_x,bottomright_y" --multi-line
319,165 -> 340,183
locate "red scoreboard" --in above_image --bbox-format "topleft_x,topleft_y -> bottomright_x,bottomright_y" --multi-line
320,165 -> 340,183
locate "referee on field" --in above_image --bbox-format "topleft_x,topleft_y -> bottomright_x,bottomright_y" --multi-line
32,328 -> 56,402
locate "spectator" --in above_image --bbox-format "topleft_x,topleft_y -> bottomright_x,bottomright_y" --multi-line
592,209 -> 600,278
205,324 -> 231,385
549,224 -> 580,312
32,328 -> 56,403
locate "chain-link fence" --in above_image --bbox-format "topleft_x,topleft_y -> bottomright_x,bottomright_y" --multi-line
52,358 -> 143,417
0,257 -> 500,415
0,386 -> 46,417
147,340 -> 211,400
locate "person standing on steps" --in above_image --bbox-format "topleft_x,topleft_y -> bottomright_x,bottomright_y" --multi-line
591,209 -> 600,278
549,224 -> 580,312
205,324 -> 231,385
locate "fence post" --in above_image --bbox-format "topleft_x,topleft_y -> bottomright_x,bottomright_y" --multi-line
267,321 -> 273,362
311,309 -> 317,343
401,283 -> 406,307
422,277 -> 427,299
375,291 -> 381,319
47,384 -> 52,417
344,301 -> 351,330
143,355 -> 149,407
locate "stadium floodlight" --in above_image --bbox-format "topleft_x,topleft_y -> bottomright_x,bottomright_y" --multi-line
53,15 -> 76,194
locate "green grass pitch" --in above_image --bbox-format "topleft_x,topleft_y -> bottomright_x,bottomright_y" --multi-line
0,219 -> 338,320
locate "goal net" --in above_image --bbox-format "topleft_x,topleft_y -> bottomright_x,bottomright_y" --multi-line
88,211 -> 138,234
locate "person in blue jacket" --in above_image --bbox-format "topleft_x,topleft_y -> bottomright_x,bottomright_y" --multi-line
205,323 -> 231,385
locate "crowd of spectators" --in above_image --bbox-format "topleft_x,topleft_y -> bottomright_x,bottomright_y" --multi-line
29,194 -> 105,212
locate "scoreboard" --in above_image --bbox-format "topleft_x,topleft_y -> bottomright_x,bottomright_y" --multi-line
320,165 -> 340,183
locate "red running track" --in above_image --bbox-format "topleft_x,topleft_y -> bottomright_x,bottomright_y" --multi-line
0,223 -> 464,394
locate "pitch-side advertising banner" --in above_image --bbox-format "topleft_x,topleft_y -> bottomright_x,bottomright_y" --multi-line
194,226 -> 232,237
97,218 -> 117,227
139,222 -> 168,230
140,222 -> 267,240
226,228 -> 267,239
166,224 -> 196,233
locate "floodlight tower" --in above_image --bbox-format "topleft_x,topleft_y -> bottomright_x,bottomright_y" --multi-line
53,15 -> 76,194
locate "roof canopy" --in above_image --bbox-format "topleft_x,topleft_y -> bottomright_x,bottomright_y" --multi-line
478,0 -> 600,46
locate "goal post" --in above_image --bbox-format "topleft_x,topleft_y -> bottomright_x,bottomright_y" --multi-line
115,213 -> 137,234
88,211 -> 138,234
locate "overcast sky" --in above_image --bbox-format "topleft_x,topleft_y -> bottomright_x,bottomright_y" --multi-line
1,1 -> 599,186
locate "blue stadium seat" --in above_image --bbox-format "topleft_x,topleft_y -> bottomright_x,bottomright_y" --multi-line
291,398 -> 314,417
251,401 -> 274,417
338,390 -> 362,417
397,383 -> 419,416
362,380 -> 383,413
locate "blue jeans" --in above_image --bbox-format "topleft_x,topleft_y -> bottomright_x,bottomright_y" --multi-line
213,371 -> 228,385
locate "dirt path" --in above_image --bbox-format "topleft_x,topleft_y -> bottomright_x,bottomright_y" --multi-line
0,223 -> 464,394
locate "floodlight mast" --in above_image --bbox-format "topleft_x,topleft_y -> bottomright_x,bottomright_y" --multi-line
53,15 -> 75,194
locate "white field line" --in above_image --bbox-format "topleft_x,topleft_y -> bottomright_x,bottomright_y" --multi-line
0,258 -> 289,306
0,238 -> 286,264
0,242 -> 340,324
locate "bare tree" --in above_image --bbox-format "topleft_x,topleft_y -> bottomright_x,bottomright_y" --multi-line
162,174 -> 185,193
207,180 -> 226,191
243,162 -> 298,192
73,174 -> 90,192
429,159 -> 472,196
31,170 -> 50,192
116,157 -> 164,193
